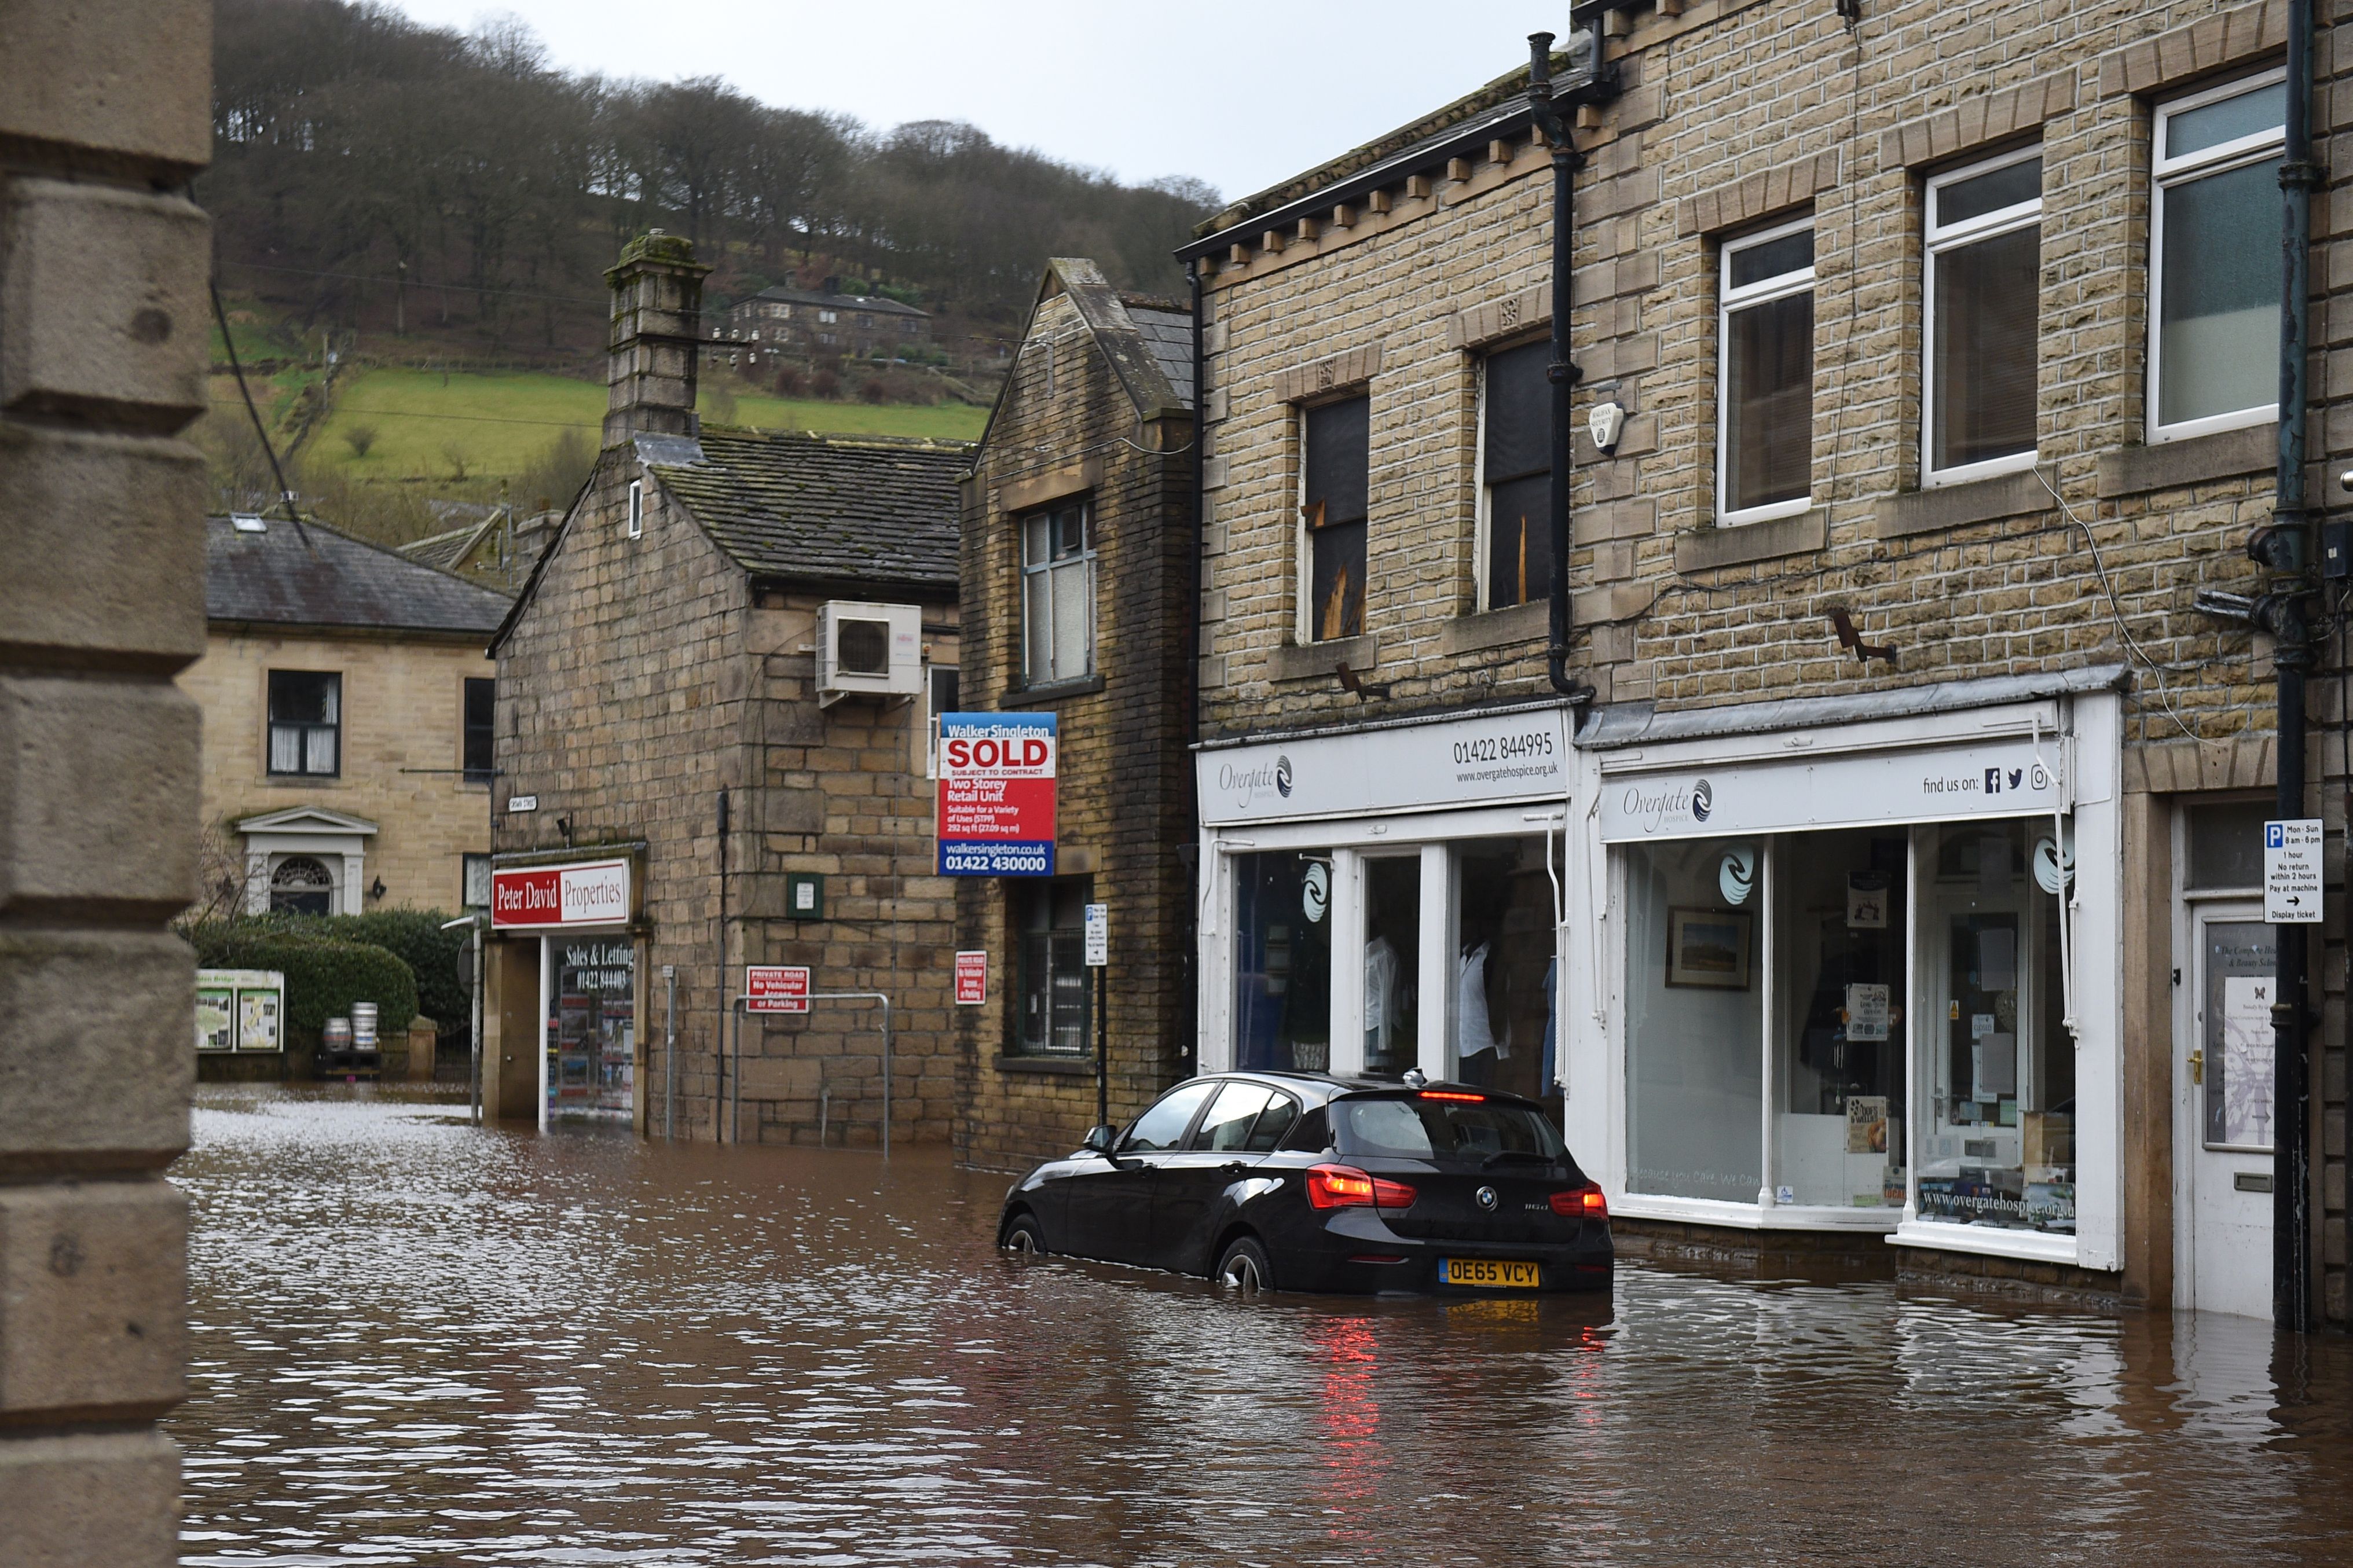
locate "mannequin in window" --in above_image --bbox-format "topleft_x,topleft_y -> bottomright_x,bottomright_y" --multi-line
1454,914 -> 1506,1086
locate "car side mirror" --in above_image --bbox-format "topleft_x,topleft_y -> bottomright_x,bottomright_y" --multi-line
1082,1123 -> 1119,1156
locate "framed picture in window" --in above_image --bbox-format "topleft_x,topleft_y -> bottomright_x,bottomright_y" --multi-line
1666,907 -> 1753,990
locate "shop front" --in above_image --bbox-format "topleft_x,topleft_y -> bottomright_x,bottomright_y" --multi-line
1563,668 -> 2128,1272
1196,703 -> 1578,1102
488,851 -> 645,1130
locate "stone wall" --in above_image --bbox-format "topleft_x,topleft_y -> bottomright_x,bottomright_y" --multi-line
0,2 -> 212,1559
955,289 -> 1197,1171
1190,0 -> 2345,1315
179,628 -> 493,912
493,449 -> 747,1137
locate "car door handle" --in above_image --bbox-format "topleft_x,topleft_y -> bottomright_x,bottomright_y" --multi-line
1221,1161 -> 1247,1177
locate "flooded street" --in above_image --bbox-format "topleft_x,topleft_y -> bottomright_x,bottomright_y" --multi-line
172,1088 -> 2353,1566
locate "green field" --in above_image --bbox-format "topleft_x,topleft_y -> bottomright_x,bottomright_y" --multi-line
311,368 -> 984,478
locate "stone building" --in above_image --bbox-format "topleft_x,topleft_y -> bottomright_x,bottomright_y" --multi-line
1176,0 -> 2345,1319
182,515 -> 510,919
952,259 -> 1196,1169
485,232 -> 970,1143
718,284 -> 934,360
0,1 -> 211,1559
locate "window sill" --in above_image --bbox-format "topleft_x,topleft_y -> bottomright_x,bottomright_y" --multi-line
2095,421 -> 2275,499
1269,634 -> 1378,682
995,1053 -> 1095,1075
1001,674 -> 1105,708
1889,1219 -> 2079,1265
1673,508 -> 1827,572
264,774 -> 344,785
1875,465 -> 2055,539
1441,599 -> 1549,655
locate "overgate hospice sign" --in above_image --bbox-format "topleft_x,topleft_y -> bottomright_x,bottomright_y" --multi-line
936,713 -> 1055,876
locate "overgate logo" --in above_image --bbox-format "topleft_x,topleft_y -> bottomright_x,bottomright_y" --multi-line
1692,779 -> 1713,822
1275,756 -> 1293,798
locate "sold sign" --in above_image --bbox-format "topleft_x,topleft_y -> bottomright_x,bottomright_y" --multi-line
936,713 -> 1055,876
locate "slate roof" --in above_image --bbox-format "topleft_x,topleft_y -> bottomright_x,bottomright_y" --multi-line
647,427 -> 969,593
1128,306 -> 1195,408
206,515 -> 515,634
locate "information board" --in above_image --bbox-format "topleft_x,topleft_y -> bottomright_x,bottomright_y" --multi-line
745,965 -> 811,1013
937,713 -> 1056,876
2264,818 -> 2323,924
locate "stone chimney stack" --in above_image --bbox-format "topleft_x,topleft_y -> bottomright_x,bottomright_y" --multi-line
603,229 -> 711,446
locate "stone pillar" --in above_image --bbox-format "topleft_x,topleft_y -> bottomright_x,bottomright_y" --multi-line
602,230 -> 712,446
0,5 -> 212,1564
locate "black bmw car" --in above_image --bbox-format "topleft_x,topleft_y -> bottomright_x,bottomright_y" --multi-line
996,1071 -> 1611,1294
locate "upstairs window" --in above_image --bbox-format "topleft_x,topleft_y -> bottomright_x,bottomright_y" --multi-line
1718,219 -> 1815,524
923,664 -> 960,779
462,677 -> 495,785
1480,339 -> 1552,610
626,479 -> 643,539
1020,498 -> 1094,686
1925,148 -> 2042,482
1302,394 -> 1370,641
267,670 -> 340,777
2152,69 -> 2286,440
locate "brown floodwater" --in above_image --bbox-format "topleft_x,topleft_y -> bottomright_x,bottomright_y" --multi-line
171,1086 -> 2353,1566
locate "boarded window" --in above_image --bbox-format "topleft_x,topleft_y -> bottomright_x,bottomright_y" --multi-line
1303,395 -> 1369,642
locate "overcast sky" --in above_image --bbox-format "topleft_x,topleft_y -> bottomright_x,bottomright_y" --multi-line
391,1 -> 1579,201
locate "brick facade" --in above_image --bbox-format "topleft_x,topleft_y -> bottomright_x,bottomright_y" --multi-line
1183,0 -> 2348,1316
954,261 -> 1197,1170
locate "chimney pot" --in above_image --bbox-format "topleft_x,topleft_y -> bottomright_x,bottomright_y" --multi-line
602,230 -> 712,446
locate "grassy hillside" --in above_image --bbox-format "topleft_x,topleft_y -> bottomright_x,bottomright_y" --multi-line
313,368 -> 983,480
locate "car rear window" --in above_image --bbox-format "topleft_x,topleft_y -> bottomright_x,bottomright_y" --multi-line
1333,1095 -> 1566,1163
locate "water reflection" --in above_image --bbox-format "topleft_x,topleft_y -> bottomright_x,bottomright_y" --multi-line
173,1089 -> 2353,1565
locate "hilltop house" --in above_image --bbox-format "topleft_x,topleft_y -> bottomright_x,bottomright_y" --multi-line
485,231 -> 970,1139
179,513 -> 511,922
719,284 -> 934,361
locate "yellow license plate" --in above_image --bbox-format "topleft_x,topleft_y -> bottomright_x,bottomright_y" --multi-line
1441,1257 -> 1541,1290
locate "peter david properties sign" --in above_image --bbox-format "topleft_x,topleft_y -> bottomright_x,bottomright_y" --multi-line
937,713 -> 1056,875
490,858 -> 633,929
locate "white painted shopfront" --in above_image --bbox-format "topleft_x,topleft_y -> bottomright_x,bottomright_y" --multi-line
1564,666 -> 2129,1273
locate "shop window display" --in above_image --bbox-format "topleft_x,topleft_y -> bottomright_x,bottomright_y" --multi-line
551,938 -> 633,1119
1916,821 -> 2074,1232
1233,850 -> 1332,1072
1362,856 -> 1421,1079
1772,830 -> 1907,1208
1452,838 -> 1559,1101
1625,837 -> 1764,1202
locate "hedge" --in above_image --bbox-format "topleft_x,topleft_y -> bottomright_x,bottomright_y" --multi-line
188,909 -> 470,1030
184,926 -> 419,1043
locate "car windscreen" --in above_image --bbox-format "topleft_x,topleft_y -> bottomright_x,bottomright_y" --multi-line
1333,1095 -> 1566,1165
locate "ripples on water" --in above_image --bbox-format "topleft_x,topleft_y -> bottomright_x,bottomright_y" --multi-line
171,1088 -> 2353,1566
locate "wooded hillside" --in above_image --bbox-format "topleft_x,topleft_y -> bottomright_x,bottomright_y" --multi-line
203,0 -> 1218,357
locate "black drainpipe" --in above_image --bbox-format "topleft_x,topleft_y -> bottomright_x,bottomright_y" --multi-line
2266,0 -> 2319,1333
1182,258 -> 1207,1081
1526,31 -> 1615,703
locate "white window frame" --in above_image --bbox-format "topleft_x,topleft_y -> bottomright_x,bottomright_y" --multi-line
626,478 -> 643,539
1923,145 -> 2044,487
921,663 -> 959,779
1018,498 -> 1095,686
2149,67 -> 2287,445
1716,215 -> 1817,527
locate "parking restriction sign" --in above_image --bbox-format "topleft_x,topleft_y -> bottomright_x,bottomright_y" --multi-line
745,965 -> 811,1012
2264,819 -> 2323,924
954,951 -> 987,1005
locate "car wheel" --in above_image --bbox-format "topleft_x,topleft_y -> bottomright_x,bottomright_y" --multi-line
1215,1236 -> 1273,1295
1001,1213 -> 1047,1255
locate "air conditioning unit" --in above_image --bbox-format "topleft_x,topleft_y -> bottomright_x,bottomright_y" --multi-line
816,601 -> 922,707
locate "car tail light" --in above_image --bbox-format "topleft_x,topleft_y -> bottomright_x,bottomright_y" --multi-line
1417,1090 -> 1486,1103
1549,1184 -> 1608,1220
1307,1163 -> 1417,1210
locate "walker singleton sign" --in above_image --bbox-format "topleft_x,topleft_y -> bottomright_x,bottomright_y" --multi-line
490,858 -> 633,928
937,713 -> 1056,875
